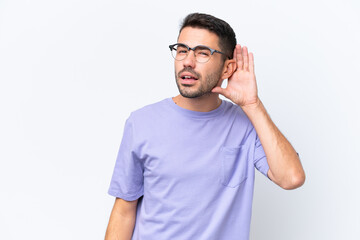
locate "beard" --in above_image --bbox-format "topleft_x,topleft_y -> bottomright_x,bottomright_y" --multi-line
175,67 -> 223,98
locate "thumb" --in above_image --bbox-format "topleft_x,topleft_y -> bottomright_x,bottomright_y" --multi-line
212,87 -> 230,98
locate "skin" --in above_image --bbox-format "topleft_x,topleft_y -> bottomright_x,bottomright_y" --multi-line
175,66 -> 223,99
105,198 -> 138,240
173,27 -> 306,189
173,27 -> 236,112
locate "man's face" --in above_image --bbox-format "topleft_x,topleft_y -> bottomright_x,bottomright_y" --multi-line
174,27 -> 225,98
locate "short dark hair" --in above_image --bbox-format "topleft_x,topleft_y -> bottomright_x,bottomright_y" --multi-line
179,13 -> 237,61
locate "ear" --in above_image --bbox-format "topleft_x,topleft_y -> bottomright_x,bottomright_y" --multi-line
220,59 -> 236,80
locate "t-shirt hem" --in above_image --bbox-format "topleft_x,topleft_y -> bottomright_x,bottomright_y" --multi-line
264,164 -> 271,180
108,189 -> 144,201
255,156 -> 271,180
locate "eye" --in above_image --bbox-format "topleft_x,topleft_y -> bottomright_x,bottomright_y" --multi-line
195,47 -> 211,57
198,51 -> 210,56
176,46 -> 188,54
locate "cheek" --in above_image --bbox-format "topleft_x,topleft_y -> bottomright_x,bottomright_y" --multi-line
174,62 -> 181,74
211,63 -> 224,76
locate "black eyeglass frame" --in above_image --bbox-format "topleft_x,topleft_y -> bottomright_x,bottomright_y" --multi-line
169,43 -> 231,62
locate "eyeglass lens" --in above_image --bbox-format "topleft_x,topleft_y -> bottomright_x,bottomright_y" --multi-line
171,44 -> 212,63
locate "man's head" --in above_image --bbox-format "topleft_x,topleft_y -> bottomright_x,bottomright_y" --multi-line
179,13 -> 237,61
172,13 -> 237,99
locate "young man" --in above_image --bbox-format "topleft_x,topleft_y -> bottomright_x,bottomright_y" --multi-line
105,13 -> 305,240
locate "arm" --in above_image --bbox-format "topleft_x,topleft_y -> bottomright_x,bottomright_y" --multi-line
105,197 -> 138,240
242,99 -> 305,189
212,44 -> 305,190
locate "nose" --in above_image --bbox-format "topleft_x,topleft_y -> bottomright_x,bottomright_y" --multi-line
182,50 -> 196,68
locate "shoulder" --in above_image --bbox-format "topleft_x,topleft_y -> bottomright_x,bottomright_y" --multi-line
126,98 -> 169,125
222,99 -> 249,120
222,99 -> 255,137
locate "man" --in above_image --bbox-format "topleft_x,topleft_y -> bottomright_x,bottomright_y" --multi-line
105,13 -> 305,240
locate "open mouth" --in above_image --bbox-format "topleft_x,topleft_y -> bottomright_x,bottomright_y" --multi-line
178,70 -> 200,85
181,75 -> 198,80
180,75 -> 198,85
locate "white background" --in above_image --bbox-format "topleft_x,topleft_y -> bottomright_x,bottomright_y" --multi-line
1,0 -> 359,239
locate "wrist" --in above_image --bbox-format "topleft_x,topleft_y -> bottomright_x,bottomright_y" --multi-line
240,98 -> 268,127
240,98 -> 262,112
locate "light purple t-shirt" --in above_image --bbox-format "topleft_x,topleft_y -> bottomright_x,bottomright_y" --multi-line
108,98 -> 270,240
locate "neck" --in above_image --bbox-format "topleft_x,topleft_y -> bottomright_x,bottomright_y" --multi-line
172,93 -> 222,112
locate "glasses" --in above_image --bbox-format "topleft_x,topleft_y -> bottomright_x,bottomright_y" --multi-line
169,43 -> 229,63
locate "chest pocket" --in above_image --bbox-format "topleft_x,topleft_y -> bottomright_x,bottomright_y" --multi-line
220,145 -> 249,188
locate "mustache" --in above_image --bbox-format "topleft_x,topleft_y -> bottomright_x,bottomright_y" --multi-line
177,67 -> 201,79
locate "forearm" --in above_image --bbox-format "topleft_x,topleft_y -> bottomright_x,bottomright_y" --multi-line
242,98 -> 305,189
105,205 -> 136,240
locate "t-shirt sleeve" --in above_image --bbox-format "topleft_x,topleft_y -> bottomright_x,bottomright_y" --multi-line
253,132 -> 271,180
108,116 -> 144,201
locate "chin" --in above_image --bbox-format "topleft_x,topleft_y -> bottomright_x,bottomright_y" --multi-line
180,93 -> 199,98
179,89 -> 211,99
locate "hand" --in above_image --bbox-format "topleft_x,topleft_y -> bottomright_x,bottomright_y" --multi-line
212,44 -> 260,108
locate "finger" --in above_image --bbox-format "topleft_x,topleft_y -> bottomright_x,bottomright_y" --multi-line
249,52 -> 254,73
236,44 -> 243,70
211,86 -> 230,98
243,46 -> 249,71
